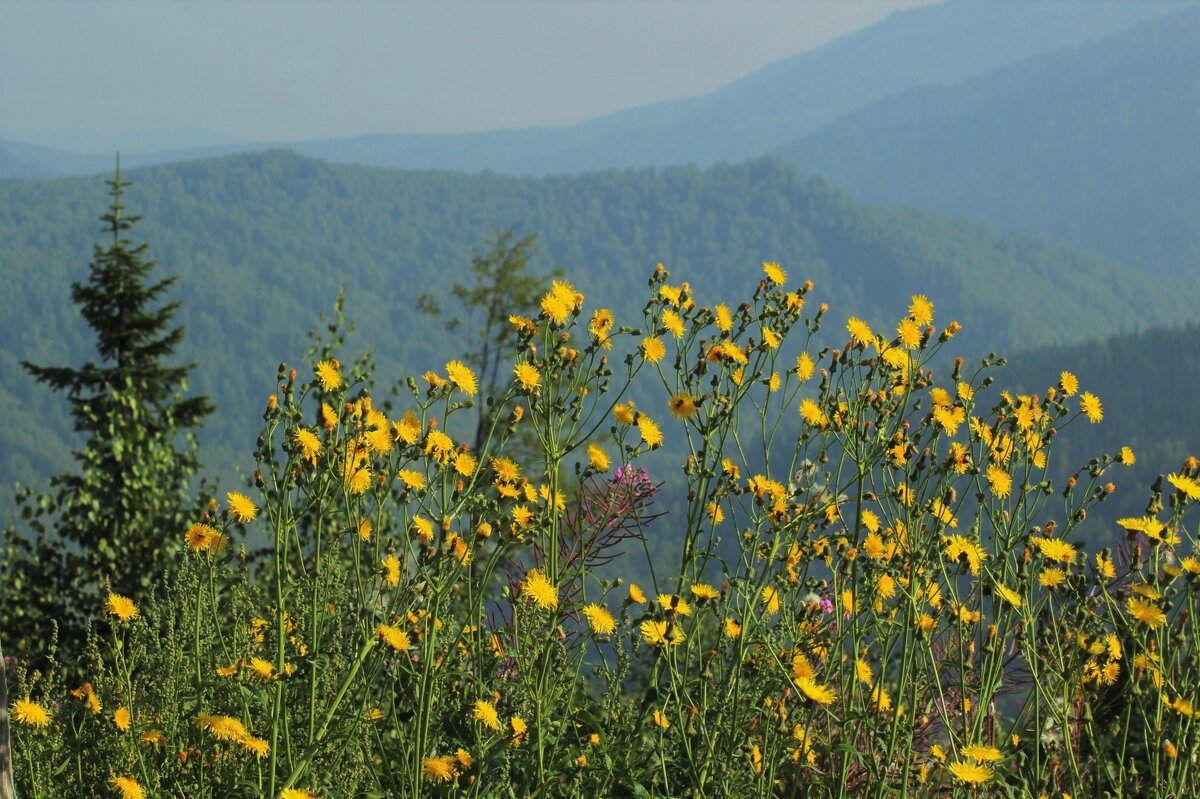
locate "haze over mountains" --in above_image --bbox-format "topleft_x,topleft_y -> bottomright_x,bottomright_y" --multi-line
2,0 -> 1198,532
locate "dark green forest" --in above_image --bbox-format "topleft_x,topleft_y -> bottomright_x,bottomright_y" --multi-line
3,153 -> 1197,555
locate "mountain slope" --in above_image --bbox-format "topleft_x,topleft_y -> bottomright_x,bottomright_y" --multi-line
777,6 -> 1200,277
3,152 -> 1197,518
1,1 -> 1184,180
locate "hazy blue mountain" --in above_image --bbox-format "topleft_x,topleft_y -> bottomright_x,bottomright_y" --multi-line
1,1 -> 1184,180
777,6 -> 1200,277
3,152 -> 1198,522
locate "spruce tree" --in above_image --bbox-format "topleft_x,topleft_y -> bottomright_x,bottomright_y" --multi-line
1,159 -> 212,659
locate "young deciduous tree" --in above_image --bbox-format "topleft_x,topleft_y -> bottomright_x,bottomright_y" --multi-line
1,160 -> 213,661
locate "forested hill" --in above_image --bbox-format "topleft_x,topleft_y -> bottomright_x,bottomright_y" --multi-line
778,6 -> 1200,277
998,322 -> 1200,538
2,152 -> 1197,518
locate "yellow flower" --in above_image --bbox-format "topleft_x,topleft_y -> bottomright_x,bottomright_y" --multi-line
763,261 -> 787,286
473,699 -> 502,731
690,583 -> 720,601
185,522 -> 224,553
1117,515 -> 1166,540
1127,597 -> 1166,628
948,761 -> 993,784
381,555 -> 401,587
897,317 -> 922,349
510,715 -> 528,746
796,677 -> 836,705
614,401 -> 637,425
651,709 -> 671,729
724,617 -> 742,639
637,415 -> 663,448
347,467 -> 372,495
930,499 -> 957,528
513,361 -> 541,392
523,569 -> 558,610
658,593 -> 693,617
908,294 -> 934,326
661,309 -> 685,339
628,583 -> 646,604
198,713 -> 249,742
1031,536 -> 1077,564
315,359 -> 342,391
1080,391 -> 1103,423
986,465 -> 1012,499
668,393 -> 698,420
294,427 -> 322,465
397,469 -> 425,491
106,592 -> 139,622
11,698 -> 51,727
582,603 -> 617,635
942,535 -> 986,575
846,317 -> 874,347
799,397 -> 828,428
239,735 -> 269,758
1039,568 -> 1067,588
1167,472 -> 1200,500
541,290 -> 573,325
961,744 -> 1003,762
589,308 -> 615,347
424,429 -> 456,464
280,791 -> 318,799
994,584 -> 1022,608
445,360 -> 478,396
226,490 -> 258,523
113,706 -> 131,732
761,586 -> 781,615
1119,445 -> 1136,465
423,754 -> 458,783
140,729 -> 166,746
456,748 -> 473,768
714,303 -> 733,333
640,619 -> 674,647
250,657 -> 276,681
1059,370 -> 1079,396
856,659 -> 874,684
455,452 -> 477,477
642,335 -> 666,364
586,443 -> 610,471
795,351 -> 815,381
108,775 -> 146,799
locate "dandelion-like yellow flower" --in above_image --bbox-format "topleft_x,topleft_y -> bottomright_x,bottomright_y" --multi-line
197,713 -> 249,742
942,535 -> 986,575
1031,536 -> 1077,564
960,744 -> 1003,762
473,699 -> 502,731
799,397 -> 828,428
796,677 -> 836,705
445,360 -> 477,396
423,754 -> 458,783
897,317 -> 922,349
795,351 -> 814,381
106,592 -> 139,622
513,360 -> 541,392
628,583 -> 646,604
294,428 -> 321,466
1059,370 -> 1079,396
637,415 -> 663,448
226,490 -> 258,523
1039,568 -> 1067,588
714,303 -> 733,333
661,309 -> 685,339
185,522 -> 224,553
381,555 -> 401,587
994,584 -> 1022,608
108,775 -> 146,799
640,619 -> 672,647
424,429 -> 456,464
11,698 -> 51,727
541,291 -> 573,325
642,335 -> 666,364
763,261 -> 787,285
651,709 -> 671,729
667,392 -> 698,420
510,715 -> 528,746
586,443 -> 610,472
376,623 -> 411,651
250,657 -> 275,681
690,583 -> 720,601
397,469 -> 426,491
582,604 -> 616,635
846,317 -> 873,347
315,359 -> 342,392
1080,391 -> 1103,423
113,706 -> 131,732
523,569 -> 558,610
1117,515 -> 1166,540
761,586 -> 781,615
985,465 -> 1012,499
947,760 -> 993,784
1167,472 -> 1200,500
1127,597 -> 1166,628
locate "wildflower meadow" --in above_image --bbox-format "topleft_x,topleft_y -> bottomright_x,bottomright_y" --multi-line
7,263 -> 1200,799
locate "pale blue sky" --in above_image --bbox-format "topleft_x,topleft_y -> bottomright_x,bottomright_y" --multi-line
1,0 -> 937,148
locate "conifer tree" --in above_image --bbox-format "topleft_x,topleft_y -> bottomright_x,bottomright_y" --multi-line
1,159 -> 212,659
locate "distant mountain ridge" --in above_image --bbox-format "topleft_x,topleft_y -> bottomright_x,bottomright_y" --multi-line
4,151 -> 1196,519
1,0 -> 1185,179
777,6 -> 1200,277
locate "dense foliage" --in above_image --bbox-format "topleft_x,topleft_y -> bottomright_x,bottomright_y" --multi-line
7,263 -> 1200,798
1,167 -> 212,658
